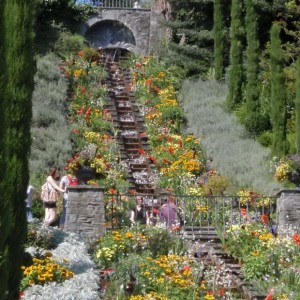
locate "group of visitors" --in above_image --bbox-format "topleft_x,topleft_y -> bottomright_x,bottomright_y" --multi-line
26,166 -> 180,230
130,195 -> 180,229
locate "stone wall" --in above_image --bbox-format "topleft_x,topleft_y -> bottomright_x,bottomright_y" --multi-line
276,189 -> 300,234
81,8 -> 151,55
64,186 -> 106,238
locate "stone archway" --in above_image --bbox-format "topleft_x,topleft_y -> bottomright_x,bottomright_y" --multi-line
85,19 -> 136,52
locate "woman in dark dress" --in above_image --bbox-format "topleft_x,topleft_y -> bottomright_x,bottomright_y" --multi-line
130,196 -> 150,226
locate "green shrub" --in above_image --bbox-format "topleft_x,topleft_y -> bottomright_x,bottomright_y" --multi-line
256,131 -> 273,148
54,32 -> 87,58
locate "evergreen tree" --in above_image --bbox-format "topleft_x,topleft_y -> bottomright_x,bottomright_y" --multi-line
270,22 -> 287,157
296,56 -> 300,154
165,0 -> 215,77
213,0 -> 225,80
0,1 -> 36,299
226,0 -> 245,110
244,0 -> 261,134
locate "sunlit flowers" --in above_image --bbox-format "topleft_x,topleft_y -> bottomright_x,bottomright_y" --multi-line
20,255 -> 74,291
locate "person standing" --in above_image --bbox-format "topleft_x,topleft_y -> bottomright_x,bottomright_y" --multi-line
160,196 -> 178,228
43,166 -> 65,226
25,185 -> 34,222
59,173 -> 78,229
130,196 -> 150,226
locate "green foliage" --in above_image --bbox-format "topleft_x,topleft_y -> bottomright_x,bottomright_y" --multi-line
163,0 -> 215,78
243,0 -> 262,135
296,56 -> 300,153
270,22 -> 288,156
256,131 -> 273,148
35,0 -> 95,54
54,32 -> 87,58
30,53 -> 72,178
0,0 -> 36,298
226,0 -> 245,110
213,0 -> 225,80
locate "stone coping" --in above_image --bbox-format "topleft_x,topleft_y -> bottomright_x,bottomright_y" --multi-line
276,188 -> 300,197
67,185 -> 104,190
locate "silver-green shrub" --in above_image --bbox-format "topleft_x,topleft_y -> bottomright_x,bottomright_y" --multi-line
30,53 -> 72,177
181,79 -> 283,196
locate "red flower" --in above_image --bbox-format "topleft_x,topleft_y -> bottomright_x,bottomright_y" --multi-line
265,295 -> 273,300
108,188 -> 116,194
261,214 -> 269,224
216,289 -> 226,296
240,208 -> 247,216
72,129 -> 80,134
293,233 -> 300,245
178,140 -> 183,147
152,85 -> 160,92
138,148 -> 145,154
168,147 -> 175,154
162,158 -> 169,165
148,155 -> 156,162
135,62 -> 142,68
80,87 -> 87,93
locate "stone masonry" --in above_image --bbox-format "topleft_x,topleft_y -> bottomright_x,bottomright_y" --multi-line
64,186 -> 106,238
276,189 -> 300,234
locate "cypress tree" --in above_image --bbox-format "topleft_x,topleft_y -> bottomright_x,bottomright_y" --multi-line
214,0 -> 225,80
0,1 -> 36,299
296,56 -> 300,154
226,0 -> 245,110
270,22 -> 287,157
244,0 -> 261,134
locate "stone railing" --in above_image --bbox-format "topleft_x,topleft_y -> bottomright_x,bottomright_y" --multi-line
75,0 -> 150,9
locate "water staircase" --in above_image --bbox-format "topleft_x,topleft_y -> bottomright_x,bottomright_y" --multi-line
98,51 -> 267,300
102,54 -> 156,195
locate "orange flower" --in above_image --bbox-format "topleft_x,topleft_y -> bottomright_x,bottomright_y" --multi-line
145,77 -> 153,86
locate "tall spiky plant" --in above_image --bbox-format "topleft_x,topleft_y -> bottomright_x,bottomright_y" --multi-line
0,1 -> 36,299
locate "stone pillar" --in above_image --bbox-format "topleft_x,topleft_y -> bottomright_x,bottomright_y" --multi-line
64,186 -> 106,238
276,189 -> 300,234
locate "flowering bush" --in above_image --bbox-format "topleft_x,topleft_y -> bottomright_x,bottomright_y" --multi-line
237,188 -> 272,207
20,253 -> 74,291
224,217 -> 300,298
95,228 -> 148,269
63,49 -> 128,188
132,56 -> 212,194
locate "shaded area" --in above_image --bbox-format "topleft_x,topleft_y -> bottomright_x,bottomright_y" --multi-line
85,20 -> 136,51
